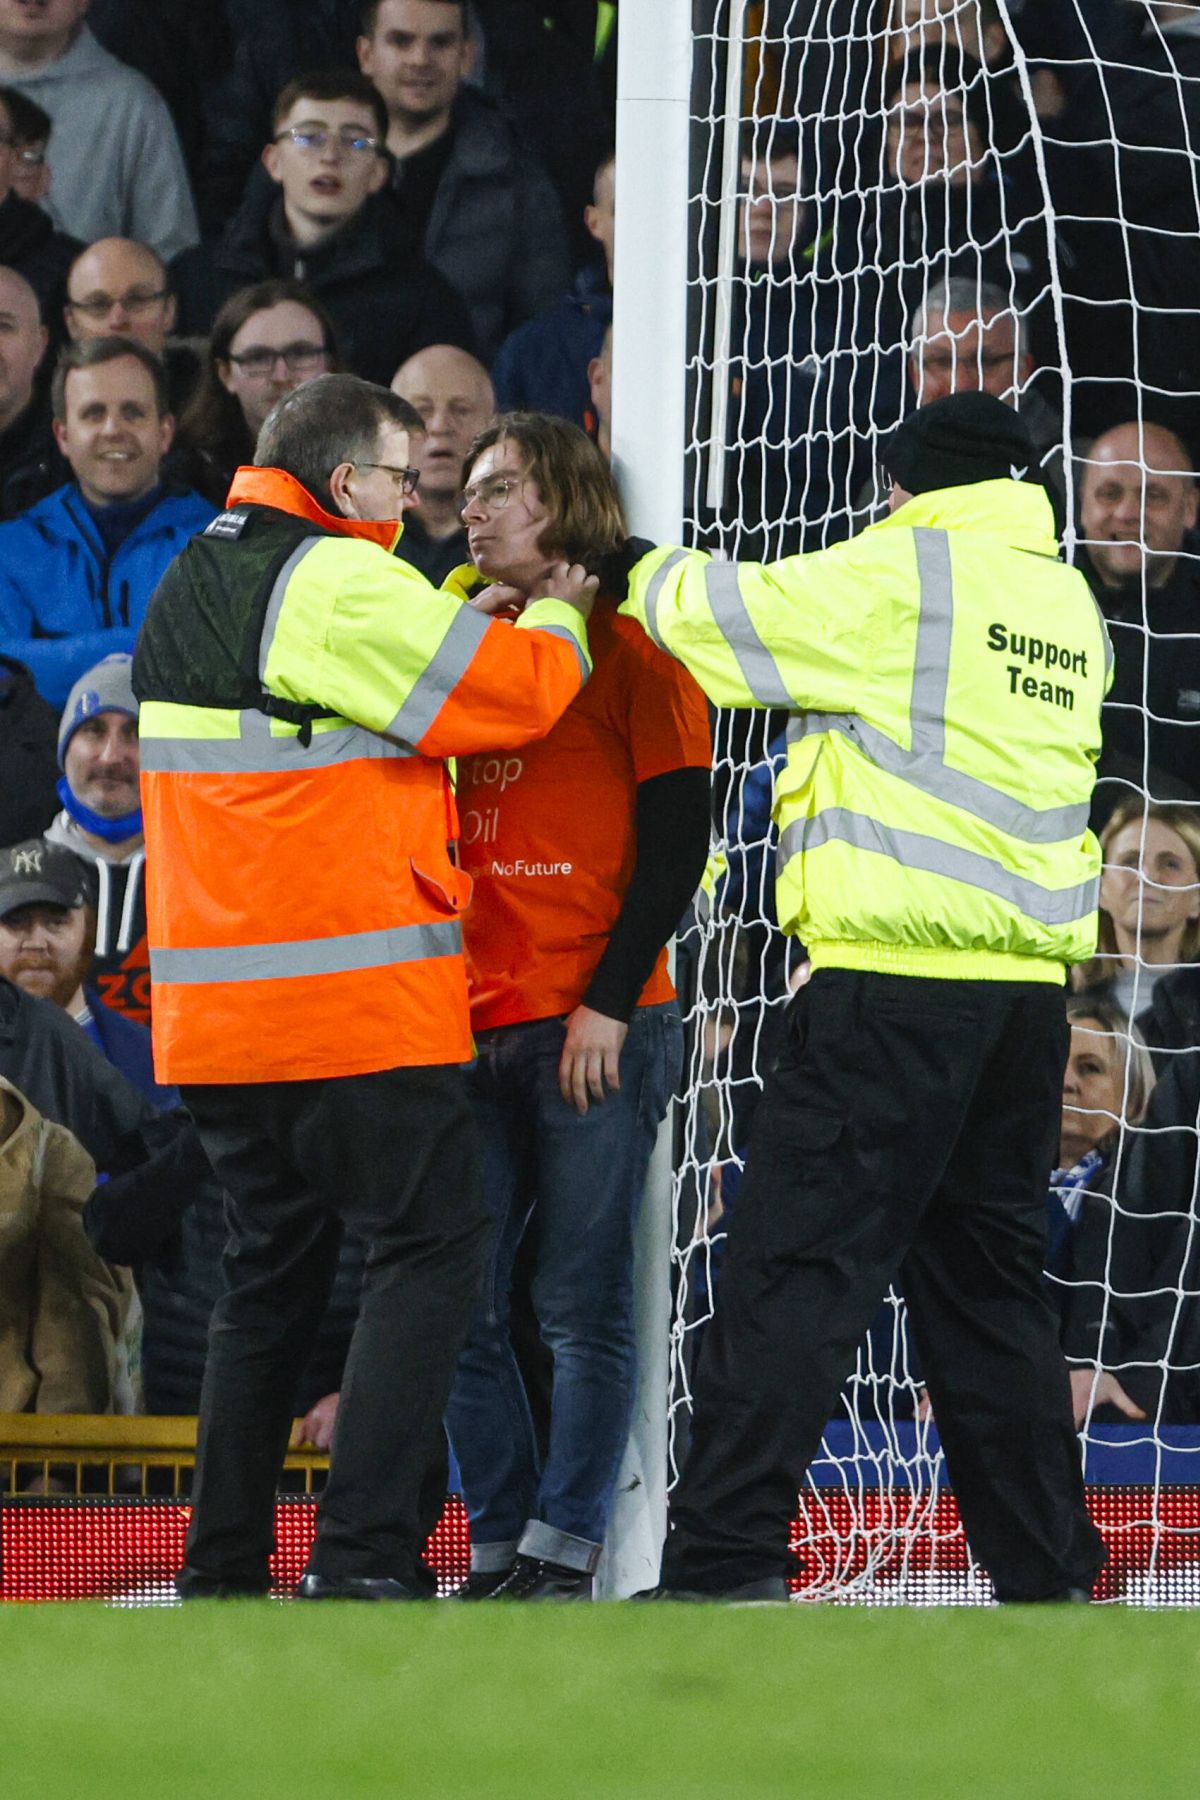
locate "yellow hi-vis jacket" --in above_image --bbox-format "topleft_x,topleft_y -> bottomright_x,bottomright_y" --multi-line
621,479 -> 1112,982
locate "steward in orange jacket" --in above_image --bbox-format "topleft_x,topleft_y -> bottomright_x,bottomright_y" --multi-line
132,375 -> 597,1602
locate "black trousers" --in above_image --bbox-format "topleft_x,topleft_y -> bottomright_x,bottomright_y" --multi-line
177,1066 -> 487,1593
662,969 -> 1107,1602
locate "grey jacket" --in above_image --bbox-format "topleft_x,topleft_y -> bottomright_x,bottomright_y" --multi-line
410,90 -> 568,362
2,26 -> 199,262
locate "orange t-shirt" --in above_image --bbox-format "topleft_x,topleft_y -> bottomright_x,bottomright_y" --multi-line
458,599 -> 712,1031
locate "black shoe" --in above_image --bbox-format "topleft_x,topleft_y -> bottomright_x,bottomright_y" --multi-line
451,1567 -> 515,1600
1006,1586 -> 1094,1606
632,1577 -> 790,1604
176,1572 -> 270,1601
487,1555 -> 594,1601
295,1571 -> 427,1602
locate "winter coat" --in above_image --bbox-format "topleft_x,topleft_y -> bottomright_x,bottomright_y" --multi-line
0,1076 -> 128,1414
1,26 -> 200,262
82,988 -> 177,1113
45,815 -> 150,1026
403,88 -> 569,362
0,389 -> 68,524
492,264 -> 611,428
0,656 -> 58,847
171,179 -> 474,386
0,190 -> 81,319
0,483 -> 216,710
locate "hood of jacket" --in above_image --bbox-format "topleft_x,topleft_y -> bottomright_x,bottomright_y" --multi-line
3,23 -> 117,92
45,811 -> 145,960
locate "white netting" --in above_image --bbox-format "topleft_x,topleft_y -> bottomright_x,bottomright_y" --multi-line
667,0 -> 1200,1603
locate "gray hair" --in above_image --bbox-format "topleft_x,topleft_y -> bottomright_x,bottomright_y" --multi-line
912,278 -> 1028,363
254,373 -> 425,510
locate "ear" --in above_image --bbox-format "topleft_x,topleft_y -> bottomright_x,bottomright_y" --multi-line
262,142 -> 282,185
52,414 -> 69,455
159,411 -> 176,457
584,203 -> 601,245
327,460 -> 359,519
356,34 -> 373,76
1017,350 -> 1034,388
1185,482 -> 1199,533
367,154 -> 388,197
34,323 -> 49,369
216,360 -> 237,398
163,292 -> 178,335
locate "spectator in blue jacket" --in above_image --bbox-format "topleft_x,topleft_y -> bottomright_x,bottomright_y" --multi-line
492,147 -> 613,430
0,335 -> 215,708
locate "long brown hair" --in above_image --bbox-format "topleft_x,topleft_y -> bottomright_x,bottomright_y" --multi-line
177,280 -> 341,495
465,412 -> 628,569
1073,795 -> 1200,990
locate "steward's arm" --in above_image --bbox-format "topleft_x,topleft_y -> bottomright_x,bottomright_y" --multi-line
260,538 -> 591,756
618,541 -> 878,713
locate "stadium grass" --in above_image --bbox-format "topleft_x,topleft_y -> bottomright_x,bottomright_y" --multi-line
3,1603 -> 1197,1798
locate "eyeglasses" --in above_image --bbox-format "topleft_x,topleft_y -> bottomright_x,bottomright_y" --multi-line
353,462 -> 421,497
67,288 -> 170,321
18,147 -> 47,168
459,474 -> 523,516
273,126 -> 382,157
226,342 -> 330,378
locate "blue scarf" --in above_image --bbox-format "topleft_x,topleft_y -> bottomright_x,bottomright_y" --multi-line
1046,1146 -> 1108,1277
56,776 -> 142,845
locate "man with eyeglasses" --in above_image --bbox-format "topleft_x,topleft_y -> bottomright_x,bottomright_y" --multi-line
65,238 -> 200,419
0,83 -> 78,320
172,70 -> 474,387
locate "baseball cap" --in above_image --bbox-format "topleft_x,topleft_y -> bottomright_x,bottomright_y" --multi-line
0,839 -> 90,921
58,653 -> 139,768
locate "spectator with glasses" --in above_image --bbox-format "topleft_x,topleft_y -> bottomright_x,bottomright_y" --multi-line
64,238 -> 200,419
1,83 -> 50,207
173,70 -> 473,387
176,279 -> 339,507
0,83 -> 78,320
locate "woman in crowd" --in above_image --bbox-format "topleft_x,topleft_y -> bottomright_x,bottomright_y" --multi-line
176,279 -> 339,504
1073,797 -> 1200,1054
1051,995 -> 1157,1428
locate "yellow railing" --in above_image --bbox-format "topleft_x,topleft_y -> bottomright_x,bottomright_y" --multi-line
0,1413 -> 330,1497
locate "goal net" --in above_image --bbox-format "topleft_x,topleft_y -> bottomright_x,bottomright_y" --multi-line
664,0 -> 1200,1603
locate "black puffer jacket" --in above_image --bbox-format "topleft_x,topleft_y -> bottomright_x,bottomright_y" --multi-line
172,178 -> 475,385
0,979 -> 157,1169
0,655 -> 59,845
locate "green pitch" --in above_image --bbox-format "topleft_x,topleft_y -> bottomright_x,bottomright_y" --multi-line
3,1603 -> 1197,1797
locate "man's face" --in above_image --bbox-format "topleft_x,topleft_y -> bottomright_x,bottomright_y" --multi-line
358,0 -> 471,126
913,308 -> 1028,404
65,240 -> 176,352
584,159 -> 616,284
888,77 -> 983,187
220,298 -> 332,437
462,439 -> 553,591
0,0 -> 88,55
739,153 -> 804,266
391,345 -> 494,502
53,356 -> 172,507
337,422 -> 423,522
0,901 -> 91,1009
0,268 -> 48,428
263,97 -> 387,232
1080,423 -> 1199,589
63,711 -> 140,817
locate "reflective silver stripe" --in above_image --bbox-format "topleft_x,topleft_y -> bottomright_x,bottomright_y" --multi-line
910,527 -> 953,757
386,603 -> 491,742
525,620 -> 590,683
640,547 -> 689,650
777,810 -> 1099,928
783,525 -> 1092,845
705,561 -> 793,706
140,715 -> 419,774
786,713 -> 1091,843
151,919 -> 461,986
257,536 -> 323,682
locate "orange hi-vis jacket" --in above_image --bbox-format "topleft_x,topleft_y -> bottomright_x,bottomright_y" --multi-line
132,467 -> 591,1085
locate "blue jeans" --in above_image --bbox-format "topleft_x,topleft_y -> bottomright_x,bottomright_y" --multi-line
445,1003 -> 683,1572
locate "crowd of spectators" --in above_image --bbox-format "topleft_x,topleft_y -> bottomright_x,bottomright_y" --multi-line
4,0 -> 1200,1467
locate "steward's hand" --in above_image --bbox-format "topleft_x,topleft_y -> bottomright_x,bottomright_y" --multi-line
467,583 -> 526,618
595,536 -> 656,601
1069,1367 -> 1147,1428
291,1391 -> 340,1451
531,560 -> 599,619
559,1005 -> 628,1115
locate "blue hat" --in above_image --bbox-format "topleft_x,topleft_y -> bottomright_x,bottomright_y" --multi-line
58,654 -> 138,768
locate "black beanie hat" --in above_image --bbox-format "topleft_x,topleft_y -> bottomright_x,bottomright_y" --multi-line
881,393 -> 1038,497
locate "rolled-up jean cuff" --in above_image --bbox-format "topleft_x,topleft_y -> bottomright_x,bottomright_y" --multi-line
518,1521 -> 602,1574
470,1538 -> 520,1575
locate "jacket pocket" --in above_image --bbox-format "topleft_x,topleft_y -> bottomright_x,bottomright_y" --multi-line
410,857 -> 474,915
760,1106 -> 850,1262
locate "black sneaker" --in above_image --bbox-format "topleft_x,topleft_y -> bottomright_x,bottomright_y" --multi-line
295,1572 -> 427,1602
451,1567 -> 515,1600
632,1577 -> 790,1604
488,1554 -> 594,1601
